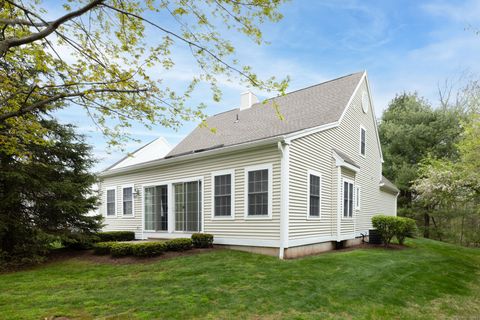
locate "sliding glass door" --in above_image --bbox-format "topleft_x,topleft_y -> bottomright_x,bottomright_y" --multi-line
174,181 -> 202,232
144,185 -> 168,231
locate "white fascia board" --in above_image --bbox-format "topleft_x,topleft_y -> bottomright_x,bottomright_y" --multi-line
99,136 -> 284,178
332,150 -> 360,173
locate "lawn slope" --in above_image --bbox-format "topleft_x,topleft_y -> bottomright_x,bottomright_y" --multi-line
0,238 -> 479,319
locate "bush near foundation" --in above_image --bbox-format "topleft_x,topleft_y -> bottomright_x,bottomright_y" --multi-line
97,231 -> 135,242
164,238 -> 192,251
372,215 -> 417,246
191,233 -> 214,248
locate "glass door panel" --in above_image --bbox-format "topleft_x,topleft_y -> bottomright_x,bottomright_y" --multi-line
174,181 -> 202,232
144,185 -> 168,231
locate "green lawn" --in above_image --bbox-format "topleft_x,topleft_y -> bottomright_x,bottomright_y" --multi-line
1,238 -> 479,320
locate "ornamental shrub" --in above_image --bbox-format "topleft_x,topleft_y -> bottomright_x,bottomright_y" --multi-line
131,242 -> 166,257
372,215 -> 399,247
93,241 -> 116,255
395,217 -> 417,245
191,233 -> 214,248
164,238 -> 192,251
97,231 -> 135,242
110,242 -> 134,257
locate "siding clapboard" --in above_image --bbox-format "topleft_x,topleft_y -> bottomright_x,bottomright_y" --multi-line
99,145 -> 281,240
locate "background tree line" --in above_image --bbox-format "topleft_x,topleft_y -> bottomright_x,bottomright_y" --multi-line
379,79 -> 480,246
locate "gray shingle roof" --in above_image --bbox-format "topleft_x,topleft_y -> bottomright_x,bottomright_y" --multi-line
167,72 -> 364,157
333,148 -> 359,168
380,175 -> 400,193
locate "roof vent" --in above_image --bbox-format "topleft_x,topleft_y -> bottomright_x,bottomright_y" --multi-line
240,91 -> 259,110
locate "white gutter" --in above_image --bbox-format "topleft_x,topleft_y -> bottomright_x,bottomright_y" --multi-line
99,136 -> 284,178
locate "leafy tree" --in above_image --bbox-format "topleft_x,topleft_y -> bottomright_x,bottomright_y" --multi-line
379,93 -> 465,236
413,114 -> 480,246
0,0 -> 289,156
0,119 -> 102,267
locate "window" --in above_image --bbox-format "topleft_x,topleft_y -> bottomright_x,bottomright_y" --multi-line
356,186 -> 361,210
174,180 -> 202,232
106,188 -> 116,216
212,171 -> 234,218
308,172 -> 321,218
343,179 -> 354,218
144,185 -> 168,231
245,164 -> 272,217
360,127 -> 366,156
122,186 -> 133,216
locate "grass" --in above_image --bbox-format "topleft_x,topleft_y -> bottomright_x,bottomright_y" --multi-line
0,238 -> 479,320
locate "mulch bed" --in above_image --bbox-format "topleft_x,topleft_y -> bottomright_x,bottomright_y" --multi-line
335,242 -> 408,252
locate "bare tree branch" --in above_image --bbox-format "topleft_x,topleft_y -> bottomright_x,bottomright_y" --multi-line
0,17 -> 50,27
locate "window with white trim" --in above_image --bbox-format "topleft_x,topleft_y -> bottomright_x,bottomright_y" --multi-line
106,188 -> 116,216
356,186 -> 361,210
122,186 -> 133,216
343,179 -> 354,218
247,168 -> 269,216
214,173 -> 232,217
308,173 -> 321,217
360,127 -> 366,156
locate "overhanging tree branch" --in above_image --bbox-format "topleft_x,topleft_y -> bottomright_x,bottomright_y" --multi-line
0,0 -> 104,55
0,88 -> 147,122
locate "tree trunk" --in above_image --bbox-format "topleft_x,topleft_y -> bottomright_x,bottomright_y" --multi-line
424,213 -> 430,238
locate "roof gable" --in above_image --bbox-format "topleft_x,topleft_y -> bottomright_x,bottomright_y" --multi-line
167,72 -> 364,157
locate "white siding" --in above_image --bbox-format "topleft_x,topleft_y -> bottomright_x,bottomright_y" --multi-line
99,145 -> 281,241
288,76 -> 396,242
378,189 -> 397,216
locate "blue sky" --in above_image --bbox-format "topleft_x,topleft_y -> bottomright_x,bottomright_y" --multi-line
51,0 -> 480,171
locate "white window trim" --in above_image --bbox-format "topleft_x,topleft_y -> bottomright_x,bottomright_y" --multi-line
244,163 -> 273,220
121,184 -> 135,218
211,169 -> 235,220
356,185 -> 361,211
142,183 -> 169,233
360,125 -> 367,158
341,177 -> 355,220
105,187 -> 117,217
172,176 -> 204,233
306,169 -> 322,220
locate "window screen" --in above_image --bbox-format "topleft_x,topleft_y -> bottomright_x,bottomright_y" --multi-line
106,189 -> 116,216
361,128 -> 366,156
343,180 -> 354,218
309,174 -> 321,217
123,187 -> 133,216
214,174 -> 232,216
248,169 -> 269,216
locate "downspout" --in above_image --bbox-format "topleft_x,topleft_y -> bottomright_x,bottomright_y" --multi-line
337,166 -> 342,241
278,140 -> 290,259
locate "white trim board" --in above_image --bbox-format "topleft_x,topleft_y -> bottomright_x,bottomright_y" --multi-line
243,163 -> 273,220
211,169 -> 236,220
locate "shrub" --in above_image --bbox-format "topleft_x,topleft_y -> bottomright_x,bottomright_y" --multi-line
110,242 -> 134,257
395,217 -> 417,245
164,238 -> 192,251
372,215 -> 399,247
62,233 -> 99,250
93,242 -> 116,255
97,231 -> 135,242
131,242 -> 166,257
191,233 -> 214,248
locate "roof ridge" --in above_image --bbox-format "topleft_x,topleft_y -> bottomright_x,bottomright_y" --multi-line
208,71 -> 364,118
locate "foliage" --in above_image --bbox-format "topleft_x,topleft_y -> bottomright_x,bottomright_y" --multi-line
97,231 -> 135,242
131,241 -> 166,257
191,233 -> 214,248
379,93 -> 465,207
164,238 -> 192,251
93,241 -> 117,255
395,217 -> 417,245
371,215 -> 399,246
0,120 -> 102,267
62,233 -> 100,250
0,0 -> 289,157
109,242 -> 134,258
1,239 -> 480,319
413,113 -> 480,246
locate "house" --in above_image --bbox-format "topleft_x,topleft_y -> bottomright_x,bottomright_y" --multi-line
98,71 -> 399,258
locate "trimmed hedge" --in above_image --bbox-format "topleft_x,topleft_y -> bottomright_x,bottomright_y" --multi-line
93,242 -> 116,255
131,242 -> 166,257
164,238 -> 192,251
191,233 -> 214,248
372,215 -> 417,246
110,242 -> 134,257
97,231 -> 135,242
